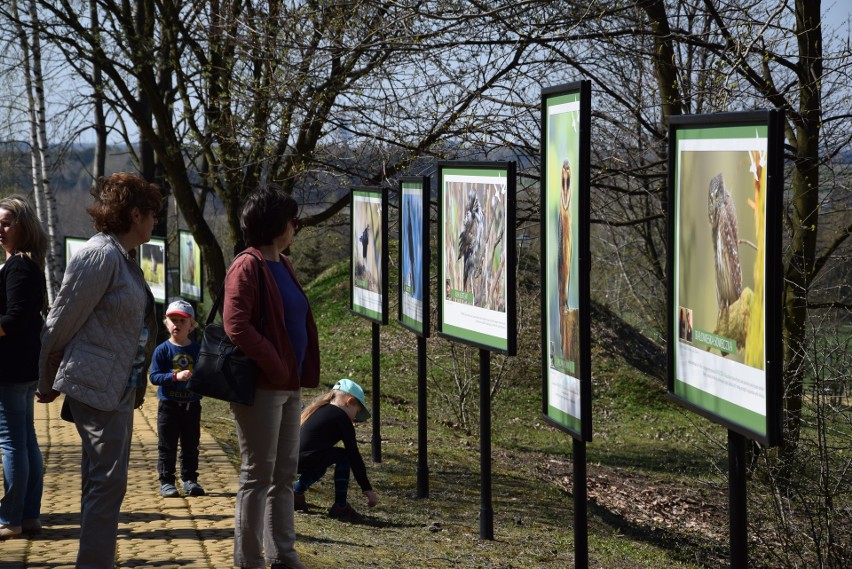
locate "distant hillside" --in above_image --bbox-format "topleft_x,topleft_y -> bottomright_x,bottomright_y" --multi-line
0,143 -> 136,239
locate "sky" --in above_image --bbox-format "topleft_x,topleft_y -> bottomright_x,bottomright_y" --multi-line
823,0 -> 852,37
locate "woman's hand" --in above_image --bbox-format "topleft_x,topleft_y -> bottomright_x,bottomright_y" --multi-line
36,389 -> 60,404
363,490 -> 378,508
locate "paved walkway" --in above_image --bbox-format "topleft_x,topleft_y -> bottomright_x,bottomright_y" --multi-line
1,390 -> 238,568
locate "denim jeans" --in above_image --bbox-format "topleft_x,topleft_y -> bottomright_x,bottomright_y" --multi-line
0,380 -> 43,526
296,447 -> 351,504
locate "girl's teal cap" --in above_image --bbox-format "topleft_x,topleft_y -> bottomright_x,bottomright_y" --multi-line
333,378 -> 371,422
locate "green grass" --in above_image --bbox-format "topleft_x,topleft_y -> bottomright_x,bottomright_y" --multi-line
200,259 -> 740,568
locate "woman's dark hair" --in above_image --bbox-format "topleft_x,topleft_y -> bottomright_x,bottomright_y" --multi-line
240,183 -> 298,247
87,172 -> 162,235
0,194 -> 48,268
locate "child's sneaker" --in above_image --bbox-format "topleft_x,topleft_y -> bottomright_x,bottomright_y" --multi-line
183,480 -> 206,496
328,502 -> 363,521
294,493 -> 309,512
160,483 -> 180,498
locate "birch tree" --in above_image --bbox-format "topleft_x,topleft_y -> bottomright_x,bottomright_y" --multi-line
9,0 -> 62,301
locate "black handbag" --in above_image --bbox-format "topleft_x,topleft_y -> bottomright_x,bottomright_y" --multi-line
187,252 -> 265,406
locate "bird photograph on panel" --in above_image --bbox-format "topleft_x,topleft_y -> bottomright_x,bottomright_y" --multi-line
400,180 -> 426,334
543,90 -> 583,431
676,144 -> 765,369
140,238 -> 166,303
179,230 -> 202,302
443,178 -> 507,313
545,107 -> 581,383
352,192 -> 382,294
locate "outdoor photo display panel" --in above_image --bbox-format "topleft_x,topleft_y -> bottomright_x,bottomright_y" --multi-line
668,111 -> 783,445
64,236 -> 88,266
437,162 -> 516,355
350,187 -> 388,324
399,177 -> 430,336
179,230 -> 202,302
541,82 -> 592,440
140,238 -> 166,303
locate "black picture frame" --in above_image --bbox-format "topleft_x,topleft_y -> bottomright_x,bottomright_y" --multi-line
666,110 -> 784,446
436,161 -> 517,355
140,237 -> 166,303
540,81 -> 593,442
64,236 -> 89,267
350,186 -> 389,324
398,176 -> 431,337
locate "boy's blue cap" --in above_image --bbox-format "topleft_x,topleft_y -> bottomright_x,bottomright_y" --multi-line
333,378 -> 371,422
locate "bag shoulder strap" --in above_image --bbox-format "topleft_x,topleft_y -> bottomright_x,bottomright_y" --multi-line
206,251 -> 266,335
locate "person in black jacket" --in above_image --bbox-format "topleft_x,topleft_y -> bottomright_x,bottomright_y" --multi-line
293,379 -> 378,520
0,195 -> 47,539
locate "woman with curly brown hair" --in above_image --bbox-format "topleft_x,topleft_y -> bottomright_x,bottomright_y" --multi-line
37,172 -> 162,569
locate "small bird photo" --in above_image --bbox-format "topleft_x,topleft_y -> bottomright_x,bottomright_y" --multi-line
676,147 -> 763,367
443,179 -> 507,312
352,195 -> 382,295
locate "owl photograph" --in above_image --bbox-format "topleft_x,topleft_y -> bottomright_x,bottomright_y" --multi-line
708,172 -> 743,319
545,101 -> 581,380
676,149 -> 762,368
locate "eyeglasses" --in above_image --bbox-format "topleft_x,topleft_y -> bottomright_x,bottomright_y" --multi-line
291,217 -> 300,231
0,221 -> 16,230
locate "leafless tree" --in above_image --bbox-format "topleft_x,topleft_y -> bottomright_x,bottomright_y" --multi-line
0,0 -> 553,295
8,0 -> 62,301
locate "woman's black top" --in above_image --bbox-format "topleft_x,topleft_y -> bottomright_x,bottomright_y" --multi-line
0,254 -> 46,383
298,404 -> 373,491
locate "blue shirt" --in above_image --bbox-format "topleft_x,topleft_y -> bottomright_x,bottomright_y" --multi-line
267,260 -> 308,376
148,339 -> 202,402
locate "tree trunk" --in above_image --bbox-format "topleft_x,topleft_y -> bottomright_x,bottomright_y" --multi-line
27,0 -> 62,301
11,0 -> 57,303
136,0 -> 155,184
637,0 -> 684,122
781,0 -> 823,453
91,0 -> 106,180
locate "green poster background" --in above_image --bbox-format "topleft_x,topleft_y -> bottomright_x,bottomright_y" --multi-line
544,91 -> 583,431
672,123 -> 769,437
400,181 -> 425,334
440,166 -> 508,351
351,189 -> 384,321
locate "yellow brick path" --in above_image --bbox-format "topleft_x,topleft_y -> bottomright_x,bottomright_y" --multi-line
1,391 -> 238,568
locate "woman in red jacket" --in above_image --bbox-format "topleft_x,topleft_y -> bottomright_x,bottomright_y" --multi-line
224,184 -> 319,569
